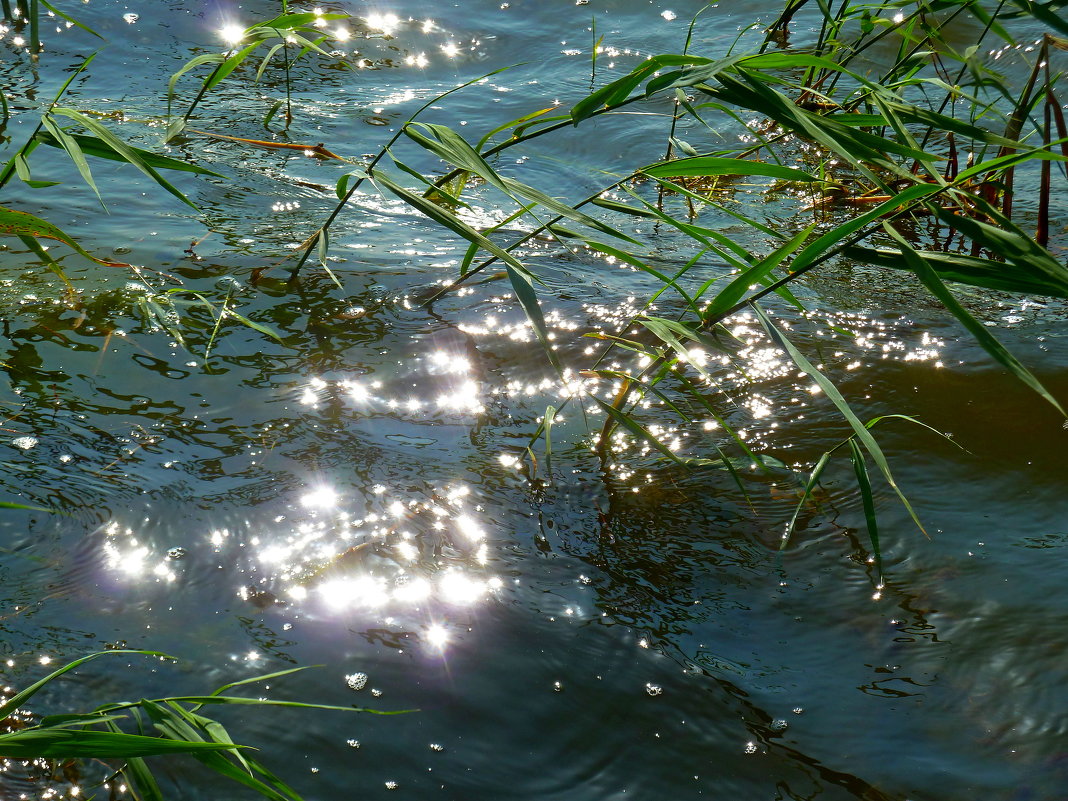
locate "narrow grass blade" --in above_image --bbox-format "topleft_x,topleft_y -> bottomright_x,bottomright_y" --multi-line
1,206 -> 130,267
590,394 -> 686,465
141,699 -> 294,801
787,183 -> 941,275
0,500 -> 52,512
702,224 -> 815,322
783,450 -> 831,549
886,225 -> 1065,416
753,304 -> 926,536
641,155 -> 817,182
845,246 -> 1068,298
103,720 -> 163,801
33,130 -> 225,176
374,172 -> 560,371
40,114 -> 101,205
849,438 -> 882,581
51,108 -> 201,209
0,651 -> 173,722
0,729 -> 241,759
39,0 -> 102,39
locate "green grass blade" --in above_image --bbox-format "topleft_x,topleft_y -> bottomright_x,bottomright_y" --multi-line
38,0 -> 102,39
1,206 -> 127,267
374,172 -> 561,371
0,729 -> 241,759
167,53 -> 225,114
33,130 -> 225,176
0,500 -> 53,512
702,224 -> 815,322
641,155 -> 817,182
848,438 -> 882,582
18,233 -> 76,293
103,719 -> 163,801
787,183 -> 941,275
40,114 -> 101,205
783,450 -> 831,550
589,394 -> 686,465
845,246 -> 1068,299
50,108 -> 201,209
0,651 -> 172,721
753,303 -> 926,536
885,225 -> 1065,416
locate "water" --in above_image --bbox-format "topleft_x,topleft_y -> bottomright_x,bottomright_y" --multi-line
1,1 -> 1067,799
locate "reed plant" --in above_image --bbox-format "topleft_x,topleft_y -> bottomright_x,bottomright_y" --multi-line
0,650 -> 388,800
4,0 -> 1067,567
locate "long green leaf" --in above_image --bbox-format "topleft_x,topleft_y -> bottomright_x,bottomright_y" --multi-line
642,155 -> 817,182
33,130 -> 225,176
51,108 -> 201,209
753,304 -> 926,536
374,172 -> 561,371
40,114 -> 101,205
0,729 -> 240,759
885,225 -> 1065,416
0,650 -> 173,721
849,438 -> 882,581
783,451 -> 831,549
0,205 -> 129,267
702,224 -> 815,322
590,394 -> 686,465
846,245 -> 1068,298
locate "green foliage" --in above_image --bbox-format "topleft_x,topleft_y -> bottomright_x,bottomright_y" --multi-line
0,651 -> 391,800
3,0 -> 1066,579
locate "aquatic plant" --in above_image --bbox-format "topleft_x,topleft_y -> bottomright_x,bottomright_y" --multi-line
3,0 -> 1067,571
230,0 -> 1063,572
0,650 -> 386,800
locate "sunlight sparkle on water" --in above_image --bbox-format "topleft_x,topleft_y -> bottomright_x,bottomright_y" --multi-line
301,486 -> 339,510
366,12 -> 400,34
440,571 -> 487,605
425,624 -> 449,649
219,23 -> 245,45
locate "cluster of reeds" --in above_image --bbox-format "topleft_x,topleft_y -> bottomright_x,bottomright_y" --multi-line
0,651 -> 385,800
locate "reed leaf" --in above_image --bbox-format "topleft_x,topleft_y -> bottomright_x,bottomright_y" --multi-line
885,225 -> 1065,416
50,108 -> 201,209
0,206 -> 129,267
753,304 -> 926,536
848,438 -> 882,580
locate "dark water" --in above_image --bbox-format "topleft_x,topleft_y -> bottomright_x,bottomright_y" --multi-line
1,1 -> 1066,799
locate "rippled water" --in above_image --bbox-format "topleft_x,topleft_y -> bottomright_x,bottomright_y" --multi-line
1,1 -> 1067,799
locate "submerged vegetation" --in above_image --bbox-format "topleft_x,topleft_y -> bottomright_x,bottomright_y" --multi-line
0,0 -> 1067,792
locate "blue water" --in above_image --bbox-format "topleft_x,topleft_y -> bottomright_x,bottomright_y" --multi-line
1,1 -> 1067,799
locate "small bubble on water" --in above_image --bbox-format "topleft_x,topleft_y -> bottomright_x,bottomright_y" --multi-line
744,742 -> 757,754
345,672 -> 368,691
770,719 -> 788,731
122,12 -> 138,23
384,781 -> 398,790
371,688 -> 383,697
346,739 -> 360,748
429,743 -> 444,752
282,623 -> 292,631
310,767 -> 319,774
792,707 -> 803,715
58,454 -> 73,464
645,683 -> 662,696
553,681 -> 563,692
167,547 -> 186,560
12,436 -> 37,451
